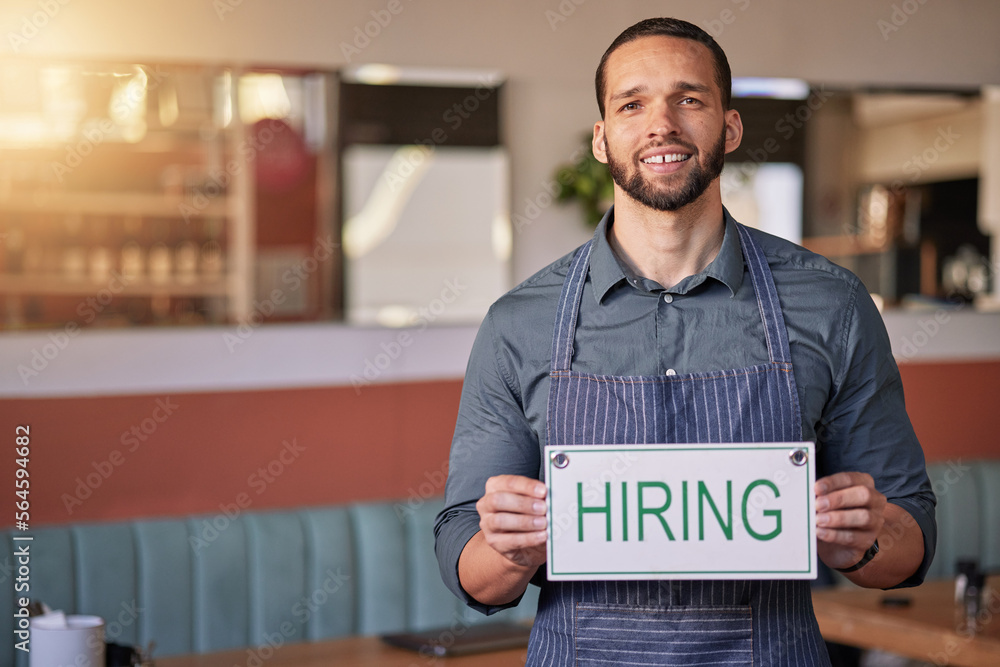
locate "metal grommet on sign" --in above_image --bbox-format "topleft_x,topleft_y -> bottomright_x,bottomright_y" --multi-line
552,451 -> 570,469
789,448 -> 808,466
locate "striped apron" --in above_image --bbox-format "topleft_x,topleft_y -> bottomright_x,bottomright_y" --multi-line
526,224 -> 830,666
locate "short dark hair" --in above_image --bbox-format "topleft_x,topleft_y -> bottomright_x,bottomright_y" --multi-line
595,17 -> 732,118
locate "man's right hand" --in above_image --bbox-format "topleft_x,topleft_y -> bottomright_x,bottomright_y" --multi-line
476,474 -> 548,568
458,474 -> 548,606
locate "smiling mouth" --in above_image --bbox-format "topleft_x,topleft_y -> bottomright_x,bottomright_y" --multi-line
641,154 -> 691,164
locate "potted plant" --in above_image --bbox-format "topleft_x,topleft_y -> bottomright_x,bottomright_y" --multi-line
552,133 -> 615,227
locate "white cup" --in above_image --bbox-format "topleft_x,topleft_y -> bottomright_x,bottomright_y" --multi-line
29,614 -> 105,667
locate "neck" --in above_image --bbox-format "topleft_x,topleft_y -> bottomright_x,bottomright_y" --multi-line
608,184 -> 726,290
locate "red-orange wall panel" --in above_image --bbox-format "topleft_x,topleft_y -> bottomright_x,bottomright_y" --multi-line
2,380 -> 462,527
898,360 -> 1000,463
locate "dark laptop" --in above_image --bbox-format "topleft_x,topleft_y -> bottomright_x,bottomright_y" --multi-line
380,620 -> 532,657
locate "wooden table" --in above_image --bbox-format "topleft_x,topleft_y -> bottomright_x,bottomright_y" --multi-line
156,635 -> 527,667
158,579 -> 999,667
811,577 -> 1000,667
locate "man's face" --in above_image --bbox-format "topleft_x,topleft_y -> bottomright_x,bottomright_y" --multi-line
593,35 -> 742,213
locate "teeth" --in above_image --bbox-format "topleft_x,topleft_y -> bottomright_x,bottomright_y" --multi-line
642,154 -> 690,164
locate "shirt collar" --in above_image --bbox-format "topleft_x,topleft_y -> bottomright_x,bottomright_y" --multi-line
588,206 -> 745,304
703,207 -> 745,297
588,207 -> 629,303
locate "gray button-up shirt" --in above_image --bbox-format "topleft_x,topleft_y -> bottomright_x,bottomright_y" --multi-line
435,207 -> 936,613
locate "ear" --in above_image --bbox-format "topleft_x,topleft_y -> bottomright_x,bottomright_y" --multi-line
592,121 -> 609,164
723,109 -> 743,155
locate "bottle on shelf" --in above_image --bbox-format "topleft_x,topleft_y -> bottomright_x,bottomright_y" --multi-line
175,223 -> 199,285
120,215 -> 145,283
147,218 -> 172,285
87,216 -> 114,284
200,216 -> 225,279
62,214 -> 87,281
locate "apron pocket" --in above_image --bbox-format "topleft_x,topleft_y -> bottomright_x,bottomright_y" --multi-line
574,603 -> 753,666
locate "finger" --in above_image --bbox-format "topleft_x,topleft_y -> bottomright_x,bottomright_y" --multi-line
816,508 -> 882,531
481,511 -> 547,535
815,526 -> 880,547
486,474 -> 546,499
815,472 -> 873,495
478,490 -> 547,517
482,527 -> 548,553
815,485 -> 885,512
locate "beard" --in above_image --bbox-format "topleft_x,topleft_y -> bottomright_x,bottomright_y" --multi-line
605,128 -> 727,212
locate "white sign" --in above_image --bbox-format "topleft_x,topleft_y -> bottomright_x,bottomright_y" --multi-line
545,443 -> 816,581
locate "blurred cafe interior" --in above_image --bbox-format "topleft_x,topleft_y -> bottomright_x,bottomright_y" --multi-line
1,1 -> 999,666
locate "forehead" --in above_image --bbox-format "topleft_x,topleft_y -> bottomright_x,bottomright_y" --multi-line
603,35 -> 719,99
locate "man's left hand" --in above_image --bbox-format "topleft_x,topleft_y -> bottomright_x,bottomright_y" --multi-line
814,471 -> 886,571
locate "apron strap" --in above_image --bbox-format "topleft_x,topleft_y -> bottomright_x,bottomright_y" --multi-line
735,223 -> 794,366
550,239 -> 593,373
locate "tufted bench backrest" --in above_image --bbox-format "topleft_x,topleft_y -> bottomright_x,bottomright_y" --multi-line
924,459 -> 1000,579
0,497 -> 538,667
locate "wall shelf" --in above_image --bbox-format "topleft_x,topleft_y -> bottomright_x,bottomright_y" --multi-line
0,60 -> 254,328
0,274 -> 229,297
0,191 -> 229,218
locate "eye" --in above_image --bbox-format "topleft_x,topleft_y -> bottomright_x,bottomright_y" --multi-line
619,101 -> 640,112
679,97 -> 701,106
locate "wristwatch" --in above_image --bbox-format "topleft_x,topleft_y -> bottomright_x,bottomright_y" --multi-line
836,539 -> 879,573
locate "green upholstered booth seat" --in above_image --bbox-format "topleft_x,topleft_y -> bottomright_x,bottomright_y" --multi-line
0,497 -> 538,667
924,459 -> 1000,579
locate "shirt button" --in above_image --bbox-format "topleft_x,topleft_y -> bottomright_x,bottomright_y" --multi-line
662,293 -> 673,303
665,368 -> 676,376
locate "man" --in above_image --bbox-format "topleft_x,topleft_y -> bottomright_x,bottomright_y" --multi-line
434,17 -> 935,666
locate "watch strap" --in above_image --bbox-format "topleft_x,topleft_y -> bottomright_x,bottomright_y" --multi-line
836,538 -> 879,573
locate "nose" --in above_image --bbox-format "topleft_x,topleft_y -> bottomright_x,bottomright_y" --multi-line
648,101 -> 681,138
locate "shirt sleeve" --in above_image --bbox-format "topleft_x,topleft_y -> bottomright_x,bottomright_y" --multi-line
433,306 -> 543,614
816,279 -> 937,588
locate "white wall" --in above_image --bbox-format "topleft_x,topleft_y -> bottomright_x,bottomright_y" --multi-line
7,0 -> 1000,281
857,102 -> 983,184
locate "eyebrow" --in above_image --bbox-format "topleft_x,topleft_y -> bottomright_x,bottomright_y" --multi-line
609,85 -> 648,103
609,81 -> 713,103
676,81 -> 713,96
